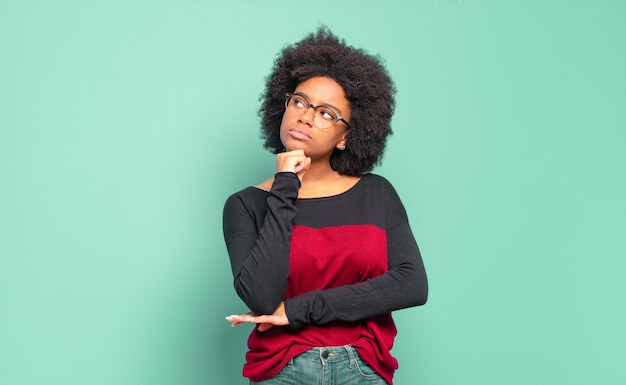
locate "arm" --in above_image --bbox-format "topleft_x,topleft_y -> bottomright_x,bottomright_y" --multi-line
233,221 -> 427,330
284,221 -> 428,328
226,175 -> 428,330
223,172 -> 300,315
284,179 -> 428,328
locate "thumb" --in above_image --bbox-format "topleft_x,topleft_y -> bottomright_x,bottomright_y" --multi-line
257,323 -> 274,332
296,157 -> 311,180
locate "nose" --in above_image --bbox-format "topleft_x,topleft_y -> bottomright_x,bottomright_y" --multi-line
298,105 -> 315,126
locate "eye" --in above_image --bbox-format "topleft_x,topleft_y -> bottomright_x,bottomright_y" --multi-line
317,107 -> 336,121
292,95 -> 307,109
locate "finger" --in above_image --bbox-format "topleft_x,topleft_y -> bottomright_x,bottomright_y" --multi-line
277,150 -> 304,163
294,161 -> 306,174
302,157 -> 311,171
225,315 -> 243,322
257,323 -> 274,332
277,151 -> 307,173
225,313 -> 255,323
294,158 -> 310,182
246,315 -> 267,324
226,316 -> 254,328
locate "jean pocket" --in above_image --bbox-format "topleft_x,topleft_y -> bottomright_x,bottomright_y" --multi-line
354,356 -> 383,380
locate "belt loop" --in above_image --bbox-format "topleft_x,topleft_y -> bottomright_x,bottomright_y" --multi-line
344,345 -> 356,368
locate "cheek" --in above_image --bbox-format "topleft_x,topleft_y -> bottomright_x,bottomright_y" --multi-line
279,112 -> 289,128
279,113 -> 290,148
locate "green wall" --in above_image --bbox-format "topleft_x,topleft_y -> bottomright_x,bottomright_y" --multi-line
1,1 -> 624,384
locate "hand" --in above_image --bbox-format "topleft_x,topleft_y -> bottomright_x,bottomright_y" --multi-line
276,150 -> 311,182
225,302 -> 288,332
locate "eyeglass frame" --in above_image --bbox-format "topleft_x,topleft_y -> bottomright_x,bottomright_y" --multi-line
284,93 -> 351,130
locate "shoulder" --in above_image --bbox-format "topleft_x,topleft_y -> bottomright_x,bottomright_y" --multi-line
362,174 -> 408,218
346,173 -> 404,208
224,186 -> 268,212
360,173 -> 398,194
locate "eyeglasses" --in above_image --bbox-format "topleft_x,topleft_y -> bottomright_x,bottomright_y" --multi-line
284,93 -> 351,130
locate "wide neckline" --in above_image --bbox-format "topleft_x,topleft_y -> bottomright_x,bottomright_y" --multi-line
251,173 -> 371,201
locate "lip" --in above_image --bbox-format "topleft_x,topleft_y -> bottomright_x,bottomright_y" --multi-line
288,128 -> 312,140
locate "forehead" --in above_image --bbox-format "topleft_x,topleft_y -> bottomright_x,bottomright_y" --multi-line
294,76 -> 349,107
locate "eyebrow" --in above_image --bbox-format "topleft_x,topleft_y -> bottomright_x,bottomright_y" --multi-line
294,92 -> 345,115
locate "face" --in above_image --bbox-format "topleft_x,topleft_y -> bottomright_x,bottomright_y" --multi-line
280,76 -> 351,160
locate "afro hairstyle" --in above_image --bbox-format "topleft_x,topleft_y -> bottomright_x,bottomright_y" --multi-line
258,27 -> 396,176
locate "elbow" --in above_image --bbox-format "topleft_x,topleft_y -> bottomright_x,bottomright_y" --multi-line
401,270 -> 428,308
394,263 -> 428,308
234,275 -> 285,315
414,282 -> 428,306
235,290 -> 276,316
411,270 -> 428,306
401,282 -> 427,309
388,276 -> 428,310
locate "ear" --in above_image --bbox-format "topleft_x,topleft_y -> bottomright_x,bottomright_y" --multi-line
336,134 -> 347,151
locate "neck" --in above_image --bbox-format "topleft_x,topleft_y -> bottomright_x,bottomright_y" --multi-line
300,159 -> 339,183
297,159 -> 361,199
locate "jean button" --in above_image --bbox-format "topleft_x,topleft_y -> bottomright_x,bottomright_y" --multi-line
321,350 -> 329,359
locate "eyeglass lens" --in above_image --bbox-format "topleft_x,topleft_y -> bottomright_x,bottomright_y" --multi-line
286,94 -> 338,129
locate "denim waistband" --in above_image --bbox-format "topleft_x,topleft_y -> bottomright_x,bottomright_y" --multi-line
294,345 -> 358,365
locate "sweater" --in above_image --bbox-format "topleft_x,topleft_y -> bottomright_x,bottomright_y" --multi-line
222,172 -> 428,384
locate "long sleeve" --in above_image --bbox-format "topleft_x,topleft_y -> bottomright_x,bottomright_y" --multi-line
232,173 -> 420,385
222,172 -> 300,315
283,178 -> 428,328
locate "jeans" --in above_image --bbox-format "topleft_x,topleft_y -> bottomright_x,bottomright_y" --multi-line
250,345 -> 387,385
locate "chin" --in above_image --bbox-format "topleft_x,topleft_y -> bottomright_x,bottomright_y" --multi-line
283,141 -> 306,152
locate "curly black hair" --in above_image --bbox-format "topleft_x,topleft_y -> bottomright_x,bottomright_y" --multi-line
258,27 -> 396,176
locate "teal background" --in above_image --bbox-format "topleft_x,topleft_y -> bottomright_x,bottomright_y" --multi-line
1,1 -> 625,384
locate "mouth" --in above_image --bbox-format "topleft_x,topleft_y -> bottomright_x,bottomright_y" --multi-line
288,128 -> 312,140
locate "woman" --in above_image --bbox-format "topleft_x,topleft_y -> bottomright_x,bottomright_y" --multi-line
223,27 -> 428,385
